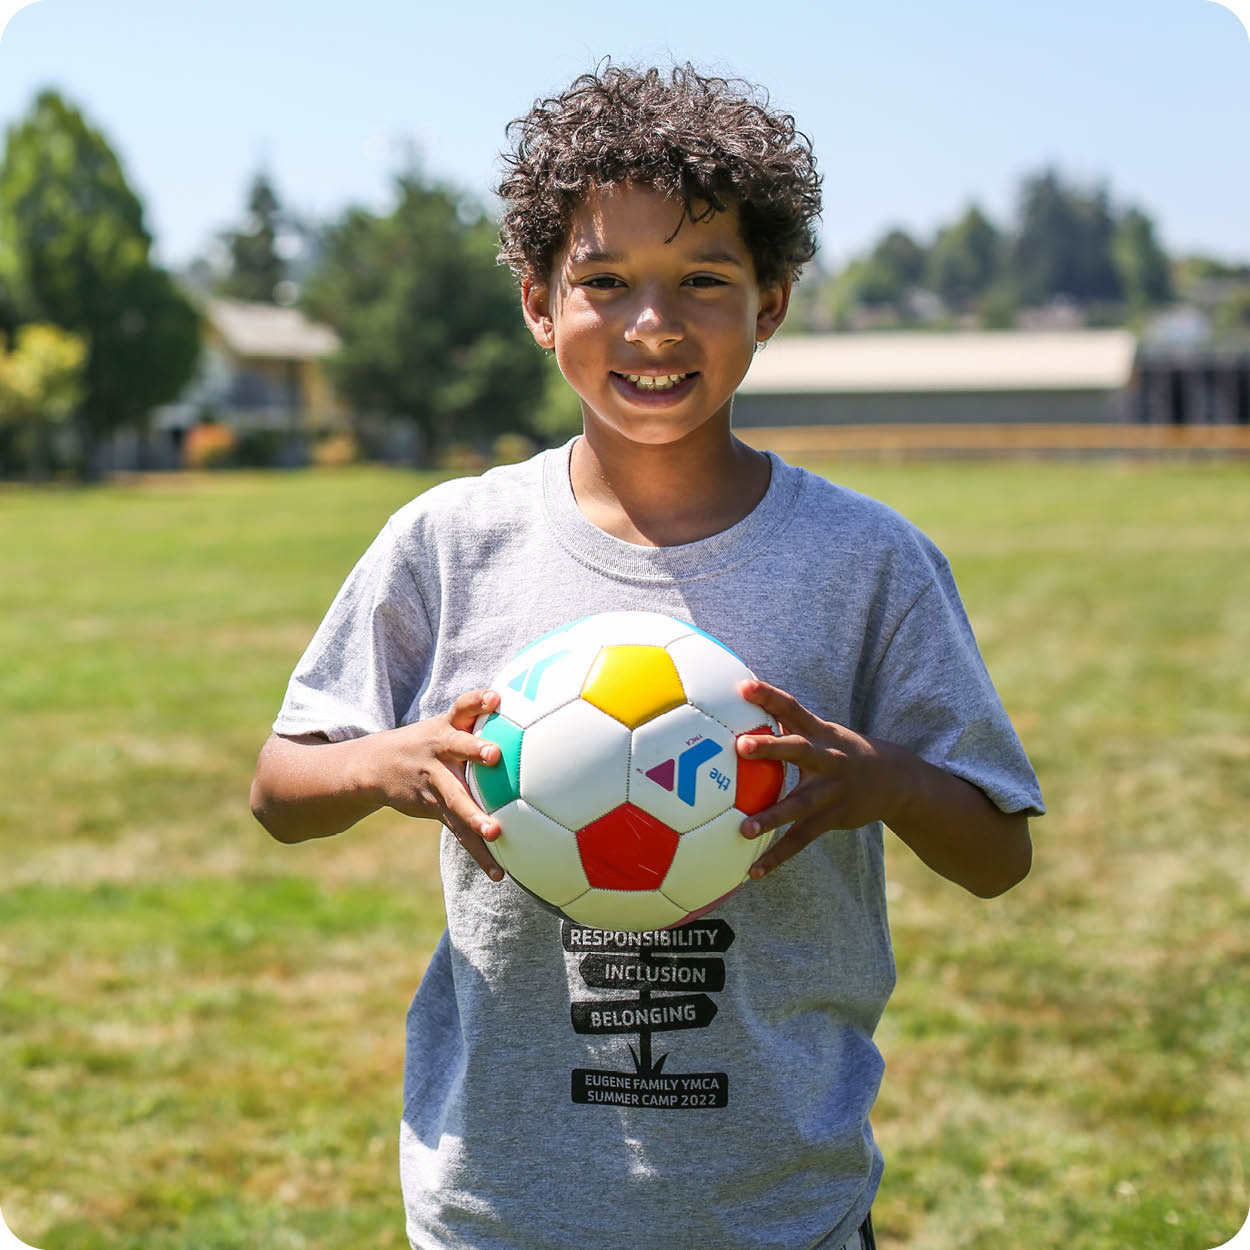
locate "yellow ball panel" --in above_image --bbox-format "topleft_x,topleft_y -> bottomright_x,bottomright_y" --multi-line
580,645 -> 686,729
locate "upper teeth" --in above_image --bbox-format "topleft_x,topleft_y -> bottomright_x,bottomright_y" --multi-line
625,373 -> 689,390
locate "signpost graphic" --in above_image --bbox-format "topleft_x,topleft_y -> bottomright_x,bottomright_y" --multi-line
565,919 -> 734,1109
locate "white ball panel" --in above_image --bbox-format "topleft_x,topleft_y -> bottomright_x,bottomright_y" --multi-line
665,632 -> 779,736
661,808 -> 768,912
492,637 -> 600,728
490,799 -> 589,907
519,700 -> 631,829
561,887 -> 689,932
629,705 -> 737,833
565,610 -> 691,650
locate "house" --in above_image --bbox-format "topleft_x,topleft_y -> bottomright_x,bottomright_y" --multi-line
731,326 -> 1250,455
733,329 -> 1139,428
106,296 -> 347,470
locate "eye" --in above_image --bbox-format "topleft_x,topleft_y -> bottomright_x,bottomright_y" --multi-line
581,275 -> 625,290
685,273 -> 730,288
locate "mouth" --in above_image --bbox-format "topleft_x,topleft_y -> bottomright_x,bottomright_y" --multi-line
610,371 -> 699,402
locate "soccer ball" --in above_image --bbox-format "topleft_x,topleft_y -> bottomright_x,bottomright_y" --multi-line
465,611 -> 785,931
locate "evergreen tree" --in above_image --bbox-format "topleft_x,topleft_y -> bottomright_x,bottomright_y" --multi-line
1011,168 -> 1122,306
216,171 -> 289,303
926,205 -> 1002,314
0,89 -> 199,476
1112,207 -> 1173,311
301,169 -> 546,462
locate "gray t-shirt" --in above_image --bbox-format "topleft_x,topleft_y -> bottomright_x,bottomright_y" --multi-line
274,440 -> 1043,1250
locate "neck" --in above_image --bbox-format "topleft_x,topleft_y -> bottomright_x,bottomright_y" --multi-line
569,420 -> 771,548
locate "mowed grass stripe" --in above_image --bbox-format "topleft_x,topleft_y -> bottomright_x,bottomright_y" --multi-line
1,460 -> 1247,1249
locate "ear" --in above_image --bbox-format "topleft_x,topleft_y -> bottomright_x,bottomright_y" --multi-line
755,279 -> 792,344
521,274 -> 556,350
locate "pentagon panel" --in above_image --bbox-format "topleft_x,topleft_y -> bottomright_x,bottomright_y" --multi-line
566,610 -> 691,649
519,699 -> 631,831
629,705 -> 737,833
581,644 -> 686,729
665,632 -> 778,735
576,802 -> 680,891
489,799 -> 590,907
560,886 -> 689,933
735,726 -> 786,816
660,807 -> 766,913
467,712 -> 524,814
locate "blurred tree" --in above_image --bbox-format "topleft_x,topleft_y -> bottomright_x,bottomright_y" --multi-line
1112,207 -> 1173,313
215,171 -> 299,304
0,89 -> 200,477
827,228 -> 929,326
1213,287 -> 1250,333
864,228 -> 927,306
926,205 -> 1002,314
1011,167 -> 1122,306
301,169 -> 546,463
0,322 -> 87,479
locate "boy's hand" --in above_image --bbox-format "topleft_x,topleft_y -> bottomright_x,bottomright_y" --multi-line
736,679 -> 896,879
371,689 -> 506,881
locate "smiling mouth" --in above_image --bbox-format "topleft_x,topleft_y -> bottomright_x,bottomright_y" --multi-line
612,371 -> 698,392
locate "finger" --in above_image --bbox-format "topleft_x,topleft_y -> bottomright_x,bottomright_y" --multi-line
437,765 -> 505,866
738,678 -> 823,735
450,821 -> 505,880
447,687 -> 501,732
740,778 -> 833,838
737,732 -> 833,768
748,816 -> 827,879
442,727 -> 502,766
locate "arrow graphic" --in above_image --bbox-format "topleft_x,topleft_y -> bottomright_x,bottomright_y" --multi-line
506,649 -> 568,700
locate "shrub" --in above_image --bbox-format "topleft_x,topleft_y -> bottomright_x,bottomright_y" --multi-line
312,431 -> 361,468
183,421 -> 237,469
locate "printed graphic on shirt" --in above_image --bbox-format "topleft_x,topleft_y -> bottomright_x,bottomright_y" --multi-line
565,919 -> 733,1109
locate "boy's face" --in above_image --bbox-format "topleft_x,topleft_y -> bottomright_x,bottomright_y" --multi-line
521,183 -> 790,448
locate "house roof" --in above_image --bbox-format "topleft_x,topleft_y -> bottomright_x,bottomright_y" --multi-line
739,329 -> 1138,394
204,297 -> 340,361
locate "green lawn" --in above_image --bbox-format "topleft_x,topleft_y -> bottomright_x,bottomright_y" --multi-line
1,460 -> 1247,1249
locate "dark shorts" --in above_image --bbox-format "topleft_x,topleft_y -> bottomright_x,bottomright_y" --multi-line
842,1212 -> 877,1250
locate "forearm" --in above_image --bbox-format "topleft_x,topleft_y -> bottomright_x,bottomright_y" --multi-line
250,732 -> 384,844
877,740 -> 1032,898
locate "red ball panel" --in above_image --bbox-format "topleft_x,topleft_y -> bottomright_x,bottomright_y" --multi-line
576,802 -> 680,891
735,725 -> 784,815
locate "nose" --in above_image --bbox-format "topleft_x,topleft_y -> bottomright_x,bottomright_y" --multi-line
624,285 -> 684,351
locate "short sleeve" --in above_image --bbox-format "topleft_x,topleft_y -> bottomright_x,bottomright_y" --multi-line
272,519 -> 434,742
859,553 -> 1044,818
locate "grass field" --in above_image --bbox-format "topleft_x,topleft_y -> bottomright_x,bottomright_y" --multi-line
1,459 -> 1247,1250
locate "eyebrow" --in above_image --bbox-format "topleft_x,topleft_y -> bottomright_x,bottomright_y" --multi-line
567,247 -> 746,267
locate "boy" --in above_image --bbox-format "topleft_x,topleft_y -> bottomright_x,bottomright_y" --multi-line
251,63 -> 1043,1250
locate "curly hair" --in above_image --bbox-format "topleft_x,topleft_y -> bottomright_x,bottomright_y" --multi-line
496,63 -> 822,288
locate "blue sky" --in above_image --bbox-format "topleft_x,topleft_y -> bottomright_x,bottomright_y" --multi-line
0,0 -> 1247,271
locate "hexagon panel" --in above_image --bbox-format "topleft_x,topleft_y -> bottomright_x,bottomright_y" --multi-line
660,807 -> 768,913
665,632 -> 777,736
565,611 -> 691,650
629,705 -> 737,833
519,699 -> 631,830
560,886 -> 689,932
580,645 -> 686,729
492,636 -> 600,728
488,799 -> 589,907
576,802 -> 680,891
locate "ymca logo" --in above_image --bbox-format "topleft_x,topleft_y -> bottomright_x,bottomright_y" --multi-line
506,650 -> 568,700
644,737 -> 728,806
